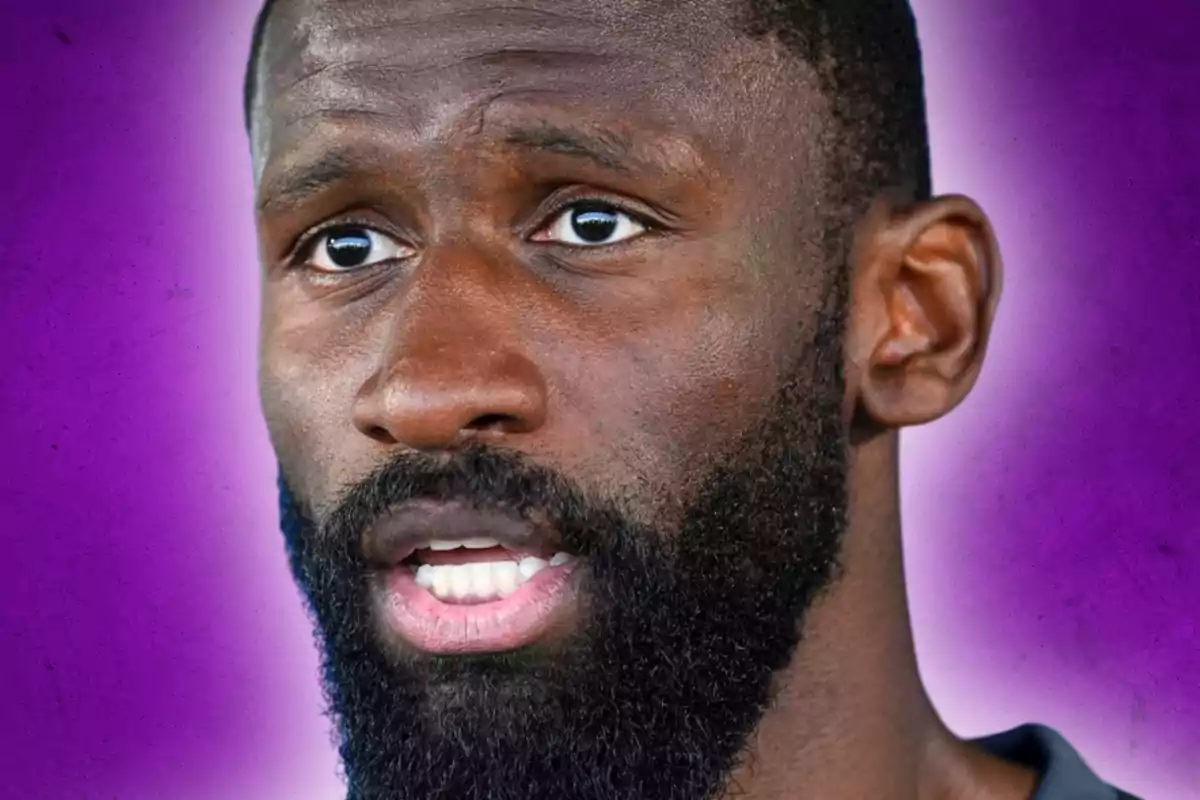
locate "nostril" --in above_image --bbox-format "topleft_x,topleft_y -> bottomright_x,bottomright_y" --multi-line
362,424 -> 397,445
469,413 -> 516,431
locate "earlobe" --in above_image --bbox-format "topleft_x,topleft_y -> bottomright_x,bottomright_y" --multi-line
850,195 -> 1002,429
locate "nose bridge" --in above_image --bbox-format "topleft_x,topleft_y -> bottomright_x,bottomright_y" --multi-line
352,244 -> 548,450
399,248 -> 500,363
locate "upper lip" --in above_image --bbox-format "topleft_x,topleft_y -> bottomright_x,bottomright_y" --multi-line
361,500 -> 562,567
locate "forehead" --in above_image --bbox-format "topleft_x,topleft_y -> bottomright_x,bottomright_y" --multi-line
252,0 -> 822,175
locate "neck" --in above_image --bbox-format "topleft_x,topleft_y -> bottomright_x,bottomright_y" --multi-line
724,433 -> 1037,800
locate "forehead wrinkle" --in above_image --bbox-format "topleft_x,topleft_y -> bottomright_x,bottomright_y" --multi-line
262,50 -> 701,174
270,2 -> 612,81
274,49 -> 624,122
300,1 -> 588,34
260,17 -> 666,154
262,0 -> 723,110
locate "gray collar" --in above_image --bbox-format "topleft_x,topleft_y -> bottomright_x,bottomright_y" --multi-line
972,724 -> 1133,799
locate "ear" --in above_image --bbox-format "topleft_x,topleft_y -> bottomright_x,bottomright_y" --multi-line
845,194 -> 1002,429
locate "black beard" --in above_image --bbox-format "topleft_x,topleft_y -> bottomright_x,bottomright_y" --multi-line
278,299 -> 849,800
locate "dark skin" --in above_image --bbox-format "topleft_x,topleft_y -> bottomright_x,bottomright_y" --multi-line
252,0 -> 1038,796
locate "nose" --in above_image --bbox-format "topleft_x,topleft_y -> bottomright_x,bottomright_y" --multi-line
351,252 -> 549,451
353,350 -> 548,450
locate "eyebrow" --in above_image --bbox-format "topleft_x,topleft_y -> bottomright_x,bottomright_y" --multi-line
502,123 -> 638,173
256,122 -> 657,217
257,148 -> 363,216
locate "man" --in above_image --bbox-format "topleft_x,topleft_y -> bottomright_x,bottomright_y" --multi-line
244,0 -> 1139,797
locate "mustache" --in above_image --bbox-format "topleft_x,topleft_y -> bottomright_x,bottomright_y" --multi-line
308,444 -> 623,560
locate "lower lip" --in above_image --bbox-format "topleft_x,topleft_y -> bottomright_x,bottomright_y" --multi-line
378,561 -> 580,655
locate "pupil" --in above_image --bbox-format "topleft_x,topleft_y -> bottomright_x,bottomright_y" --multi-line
570,207 -> 618,242
326,229 -> 372,268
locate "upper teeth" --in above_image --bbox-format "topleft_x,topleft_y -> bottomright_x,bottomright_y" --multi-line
412,552 -> 576,601
425,537 -> 502,551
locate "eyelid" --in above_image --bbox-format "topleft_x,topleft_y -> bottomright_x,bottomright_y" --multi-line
285,215 -> 411,265
531,190 -> 669,237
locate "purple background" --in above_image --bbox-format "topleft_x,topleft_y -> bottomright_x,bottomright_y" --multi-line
2,1 -> 1196,797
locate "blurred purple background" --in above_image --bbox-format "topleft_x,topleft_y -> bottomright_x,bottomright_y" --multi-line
1,1 -> 1196,797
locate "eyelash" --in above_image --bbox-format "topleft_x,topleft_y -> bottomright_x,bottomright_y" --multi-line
540,196 -> 658,236
288,216 -> 398,264
287,195 -> 658,267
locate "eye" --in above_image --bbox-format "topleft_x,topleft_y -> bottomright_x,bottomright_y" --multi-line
534,201 -> 647,247
302,225 -> 412,273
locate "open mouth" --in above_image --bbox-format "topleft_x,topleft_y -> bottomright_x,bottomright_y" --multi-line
400,537 -> 576,605
364,502 -> 584,654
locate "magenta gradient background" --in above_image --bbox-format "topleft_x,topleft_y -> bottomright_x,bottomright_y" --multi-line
2,1 -> 1197,798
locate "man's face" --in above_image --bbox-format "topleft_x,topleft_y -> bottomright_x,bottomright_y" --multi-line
254,1 -> 854,797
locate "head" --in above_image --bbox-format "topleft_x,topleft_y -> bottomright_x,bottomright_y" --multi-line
247,1 -> 1001,798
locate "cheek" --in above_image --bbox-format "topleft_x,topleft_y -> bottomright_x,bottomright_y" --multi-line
258,293 -> 383,507
546,284 -> 780,518
634,307 -> 777,481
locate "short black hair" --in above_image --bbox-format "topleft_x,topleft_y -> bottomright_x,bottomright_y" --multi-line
243,0 -> 278,138
739,0 -> 931,206
243,0 -> 929,204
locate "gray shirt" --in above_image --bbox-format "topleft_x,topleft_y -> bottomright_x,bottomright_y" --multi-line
973,724 -> 1142,799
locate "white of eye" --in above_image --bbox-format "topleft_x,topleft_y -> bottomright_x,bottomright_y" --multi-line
306,226 -> 411,272
543,204 -> 646,247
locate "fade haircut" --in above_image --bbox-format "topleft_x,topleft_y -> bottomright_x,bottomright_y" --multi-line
243,0 -> 930,218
